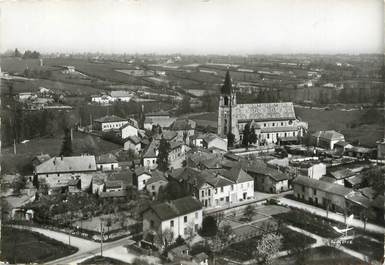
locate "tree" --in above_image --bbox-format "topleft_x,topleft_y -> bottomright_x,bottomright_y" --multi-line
156,136 -> 170,172
14,48 -> 22,57
243,205 -> 256,221
250,126 -> 257,144
227,132 -> 235,148
217,223 -> 233,243
200,216 -> 218,237
11,175 -> 26,194
242,123 -> 250,147
178,95 -> 191,114
60,127 -> 73,156
254,233 -> 283,265
162,228 -> 174,247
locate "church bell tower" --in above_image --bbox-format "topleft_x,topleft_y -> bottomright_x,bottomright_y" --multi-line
218,70 -> 237,140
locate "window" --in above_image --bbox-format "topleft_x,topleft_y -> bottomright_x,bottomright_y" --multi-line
184,216 -> 188,223
57,173 -> 60,176
195,212 -> 199,218
201,190 -> 204,197
152,185 -> 155,190
264,123 -> 266,127
170,220 -> 174,227
267,134 -> 270,139
224,96 -> 229,106
220,197 -> 224,201
272,123 -> 275,127
281,122 -> 284,126
143,180 -> 146,185
220,187 -> 224,193
111,164 -> 114,170
150,220 -> 154,228
231,185 -> 234,191
313,188 -> 317,195
208,189 -> 211,196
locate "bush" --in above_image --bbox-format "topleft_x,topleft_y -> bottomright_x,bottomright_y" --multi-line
200,216 -> 218,237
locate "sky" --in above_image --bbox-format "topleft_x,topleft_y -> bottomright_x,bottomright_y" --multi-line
0,0 -> 383,54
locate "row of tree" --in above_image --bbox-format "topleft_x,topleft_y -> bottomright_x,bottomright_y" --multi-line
14,48 -> 40,59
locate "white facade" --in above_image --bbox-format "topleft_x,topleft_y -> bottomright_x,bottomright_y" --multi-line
98,121 -> 128,131
307,163 -> 326,180
144,157 -> 158,170
92,95 -> 113,104
97,162 -> 119,171
160,210 -> 203,241
123,141 -> 141,153
137,172 -> 152,190
121,124 -> 138,139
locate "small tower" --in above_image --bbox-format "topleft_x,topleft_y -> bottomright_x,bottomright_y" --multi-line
218,71 -> 238,140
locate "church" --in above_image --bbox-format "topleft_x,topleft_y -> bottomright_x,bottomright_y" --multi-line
217,71 -> 308,145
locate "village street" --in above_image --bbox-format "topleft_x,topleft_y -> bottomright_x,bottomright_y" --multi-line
278,197 -> 385,234
10,225 -> 160,265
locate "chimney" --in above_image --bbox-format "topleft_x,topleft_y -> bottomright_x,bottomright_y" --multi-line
61,155 -> 63,160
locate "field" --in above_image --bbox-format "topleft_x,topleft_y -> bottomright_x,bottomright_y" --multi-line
295,107 -> 383,147
0,226 -> 77,264
1,131 -> 121,174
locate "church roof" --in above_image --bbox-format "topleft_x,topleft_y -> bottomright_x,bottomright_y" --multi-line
236,102 -> 296,122
220,70 -> 233,94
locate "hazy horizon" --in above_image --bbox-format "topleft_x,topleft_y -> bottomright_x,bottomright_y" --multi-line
1,0 -> 383,55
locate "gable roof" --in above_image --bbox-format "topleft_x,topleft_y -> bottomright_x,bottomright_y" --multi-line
96,153 -> 118,164
124,135 -> 141,145
146,171 -> 168,185
312,130 -> 344,141
94,115 -> 127,123
35,156 -> 96,174
293,176 -> 353,197
235,102 -> 296,121
169,119 -> 196,131
110,90 -> 132,98
218,167 -> 253,183
147,196 -> 202,221
120,119 -> 138,130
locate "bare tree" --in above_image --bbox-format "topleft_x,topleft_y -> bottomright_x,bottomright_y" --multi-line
254,233 -> 283,265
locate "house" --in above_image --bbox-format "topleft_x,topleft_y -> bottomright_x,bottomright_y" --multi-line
168,244 -> 191,262
93,115 -> 128,132
142,196 -> 203,244
202,134 -> 227,152
104,180 -> 124,192
39,87 -> 51,94
34,155 -> 97,189
91,94 -> 113,104
244,161 -> 290,193
290,160 -> 326,180
334,141 -> 353,153
145,170 -> 168,199
142,140 -> 159,170
96,153 -> 119,171
120,119 -> 139,139
192,253 -> 209,265
62,65 -> 76,73
18,92 -> 37,101
311,130 -> 345,150
292,176 -> 354,212
123,135 -> 141,153
134,167 -> 152,190
92,177 -> 105,195
168,119 -> 196,143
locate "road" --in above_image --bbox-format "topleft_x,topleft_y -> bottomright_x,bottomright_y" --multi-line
10,225 -> 159,265
278,197 -> 385,234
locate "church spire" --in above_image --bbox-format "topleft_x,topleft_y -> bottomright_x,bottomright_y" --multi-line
221,70 -> 232,94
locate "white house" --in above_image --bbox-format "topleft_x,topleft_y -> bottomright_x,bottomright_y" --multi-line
142,196 -> 203,244
110,90 -> 133,102
123,136 -> 141,153
202,134 -> 227,152
34,155 -> 97,190
134,167 -> 152,191
120,119 -> 139,139
95,153 -> 119,171
93,115 -> 128,132
91,95 -> 113,104
311,130 -> 345,150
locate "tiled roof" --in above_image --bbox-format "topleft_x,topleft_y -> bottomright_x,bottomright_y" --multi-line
311,130 -> 344,141
261,126 -> 298,133
235,102 -> 296,121
124,135 -> 141,144
33,154 -> 51,165
105,180 -> 123,189
96,153 -> 118,164
329,168 -> 355,180
110,90 -> 132,98
99,190 -> 128,198
94,115 -> 127,123
293,176 -> 353,197
108,171 -> 133,186
143,140 -> 159,158
35,156 -> 96,174
202,133 -> 224,144
217,167 -> 253,183
135,166 -> 151,176
146,111 -> 170,117
147,196 -> 202,221
146,171 -> 168,185
120,118 -> 138,129
169,119 -> 196,131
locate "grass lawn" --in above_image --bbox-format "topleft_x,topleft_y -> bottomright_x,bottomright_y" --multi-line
273,209 -> 340,239
342,236 -> 383,262
295,107 -> 383,147
79,255 -> 129,265
219,225 -> 316,262
0,226 -> 77,264
1,131 -> 121,174
273,246 -> 370,265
